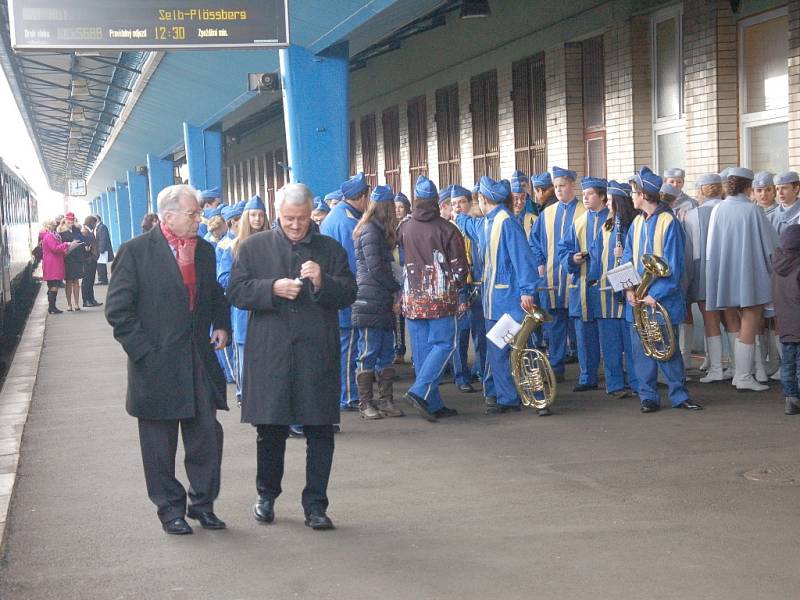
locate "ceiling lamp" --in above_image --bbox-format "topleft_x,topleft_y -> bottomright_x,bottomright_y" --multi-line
460,0 -> 491,19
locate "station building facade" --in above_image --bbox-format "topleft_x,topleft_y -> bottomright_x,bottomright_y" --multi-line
220,0 -> 799,213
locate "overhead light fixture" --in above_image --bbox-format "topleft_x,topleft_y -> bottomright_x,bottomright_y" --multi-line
71,78 -> 90,99
460,0 -> 491,19
70,107 -> 86,122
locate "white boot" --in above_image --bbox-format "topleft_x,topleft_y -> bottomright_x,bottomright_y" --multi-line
679,323 -> 693,369
725,332 -> 738,382
699,336 -> 724,383
699,336 -> 710,371
754,335 -> 769,384
734,340 -> 769,392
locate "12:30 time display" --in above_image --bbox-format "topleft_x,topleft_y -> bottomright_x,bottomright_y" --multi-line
154,26 -> 186,40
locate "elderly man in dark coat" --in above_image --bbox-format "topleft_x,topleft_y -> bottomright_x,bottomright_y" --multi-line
105,184 -> 231,536
228,182 -> 357,530
94,214 -> 113,284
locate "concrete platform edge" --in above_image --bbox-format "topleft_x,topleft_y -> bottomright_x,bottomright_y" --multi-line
0,284 -> 47,555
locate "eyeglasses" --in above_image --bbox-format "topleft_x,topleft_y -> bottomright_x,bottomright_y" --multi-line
169,209 -> 202,219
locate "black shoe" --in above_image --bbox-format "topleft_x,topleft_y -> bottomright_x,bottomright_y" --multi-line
469,373 -> 481,383
48,306 -> 63,314
305,510 -> 335,530
433,406 -> 458,418
187,510 -> 226,530
537,407 -> 552,417
674,401 -> 703,411
253,497 -> 275,523
555,373 -> 566,383
333,424 -> 342,433
96,281 -> 108,285
341,403 -> 359,412
88,300 -> 103,307
573,384 -> 599,392
565,355 -> 578,364
640,403 -> 660,413
162,517 -> 193,535
457,383 -> 475,393
403,392 -> 438,422
288,425 -> 304,437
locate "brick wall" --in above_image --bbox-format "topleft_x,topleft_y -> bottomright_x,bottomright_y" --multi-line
684,0 -> 738,179
545,45 -> 568,168
604,20 -> 635,181
458,79 -> 474,187
497,62 -> 516,178
789,0 -> 800,169
631,16 -> 653,171
565,43 -> 586,177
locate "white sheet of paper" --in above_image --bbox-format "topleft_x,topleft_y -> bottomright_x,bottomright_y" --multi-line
606,261 -> 642,292
97,251 -> 109,264
487,313 -> 522,349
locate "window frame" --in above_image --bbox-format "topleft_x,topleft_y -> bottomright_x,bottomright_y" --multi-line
650,4 -> 685,175
738,6 -> 789,169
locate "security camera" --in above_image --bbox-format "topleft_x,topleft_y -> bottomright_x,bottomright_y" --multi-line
248,72 -> 280,92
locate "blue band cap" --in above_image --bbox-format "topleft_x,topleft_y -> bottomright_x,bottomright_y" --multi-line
629,166 -> 663,194
341,172 -> 369,199
200,187 -> 221,200
551,166 -> 577,181
607,180 -> 631,197
243,195 -> 266,212
580,176 -> 607,191
371,185 -> 394,202
775,171 -> 800,185
451,185 -> 472,199
478,175 -> 509,202
414,175 -> 438,200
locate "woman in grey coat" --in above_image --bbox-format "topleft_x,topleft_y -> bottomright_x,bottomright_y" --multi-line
705,168 -> 779,392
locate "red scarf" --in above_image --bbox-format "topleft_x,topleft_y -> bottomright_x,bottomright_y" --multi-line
160,223 -> 198,311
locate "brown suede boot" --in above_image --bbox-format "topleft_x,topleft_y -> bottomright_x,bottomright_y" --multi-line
356,370 -> 382,420
375,368 -> 404,417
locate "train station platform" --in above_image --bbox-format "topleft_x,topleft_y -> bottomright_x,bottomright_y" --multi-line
0,285 -> 799,599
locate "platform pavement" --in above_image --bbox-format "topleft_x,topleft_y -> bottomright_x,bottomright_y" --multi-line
1,285 -> 800,600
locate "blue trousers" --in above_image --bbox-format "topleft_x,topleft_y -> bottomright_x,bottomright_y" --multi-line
574,318 -> 600,386
629,324 -> 689,407
407,316 -> 457,412
357,327 -> 395,372
339,328 -> 360,408
567,316 -> 578,357
781,342 -> 800,398
215,346 -> 235,384
544,308 -> 569,375
452,296 -> 488,386
597,318 -> 639,394
485,319 -> 520,407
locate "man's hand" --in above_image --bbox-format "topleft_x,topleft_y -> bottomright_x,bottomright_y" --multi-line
300,260 -> 322,290
613,246 -> 623,259
273,278 -> 303,300
573,252 -> 586,265
642,294 -> 657,308
626,290 -> 638,307
520,295 -> 536,313
210,329 -> 228,351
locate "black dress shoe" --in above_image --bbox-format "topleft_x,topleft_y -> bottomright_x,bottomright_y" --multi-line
433,406 -> 458,418
565,355 -> 578,364
537,407 -> 552,417
640,403 -> 660,413
341,403 -> 360,412
304,510 -> 335,530
162,517 -> 193,535
187,510 -> 226,530
403,392 -> 438,422
555,373 -> 566,383
573,384 -> 599,392
674,401 -> 703,411
486,404 -> 521,414
457,383 -> 476,393
253,497 -> 275,523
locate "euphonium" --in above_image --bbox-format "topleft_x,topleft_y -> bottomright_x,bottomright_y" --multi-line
631,253 -> 676,361
510,306 -> 558,409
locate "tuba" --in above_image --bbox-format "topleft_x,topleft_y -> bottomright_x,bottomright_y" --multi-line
631,254 -> 676,361
510,306 -> 558,409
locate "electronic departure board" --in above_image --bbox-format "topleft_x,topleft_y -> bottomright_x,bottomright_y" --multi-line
8,0 -> 288,50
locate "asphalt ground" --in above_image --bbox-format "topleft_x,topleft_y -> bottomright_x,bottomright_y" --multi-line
1,286 -> 799,600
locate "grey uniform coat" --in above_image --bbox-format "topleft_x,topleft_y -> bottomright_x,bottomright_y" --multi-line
705,193 -> 779,310
227,228 -> 357,426
683,197 -> 722,302
768,201 -> 800,236
105,226 -> 231,420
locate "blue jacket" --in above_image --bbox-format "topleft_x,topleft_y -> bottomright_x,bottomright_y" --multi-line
320,200 -> 363,328
216,233 -> 249,345
529,198 -> 586,310
587,220 -> 627,319
621,205 -> 686,323
480,205 -> 540,322
557,207 -> 608,320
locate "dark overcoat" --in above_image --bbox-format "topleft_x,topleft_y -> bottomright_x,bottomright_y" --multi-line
105,226 -> 231,420
95,222 -> 114,261
227,228 -> 357,425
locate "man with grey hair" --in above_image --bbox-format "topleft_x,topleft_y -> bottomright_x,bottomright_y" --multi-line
106,183 -> 231,535
228,182 -> 356,530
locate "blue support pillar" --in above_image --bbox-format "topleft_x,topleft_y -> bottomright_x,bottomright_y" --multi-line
279,42 -> 349,197
115,181 -> 133,243
147,153 -> 174,213
127,169 -> 148,237
183,123 -> 222,192
105,190 -> 120,251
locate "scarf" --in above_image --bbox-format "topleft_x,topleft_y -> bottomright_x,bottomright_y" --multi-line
160,223 -> 198,311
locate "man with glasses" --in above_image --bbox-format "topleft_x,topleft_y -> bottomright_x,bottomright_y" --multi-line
106,184 -> 231,535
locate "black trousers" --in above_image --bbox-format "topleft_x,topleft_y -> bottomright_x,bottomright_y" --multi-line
137,359 -> 224,523
82,260 -> 97,302
96,262 -> 108,284
256,424 -> 334,514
